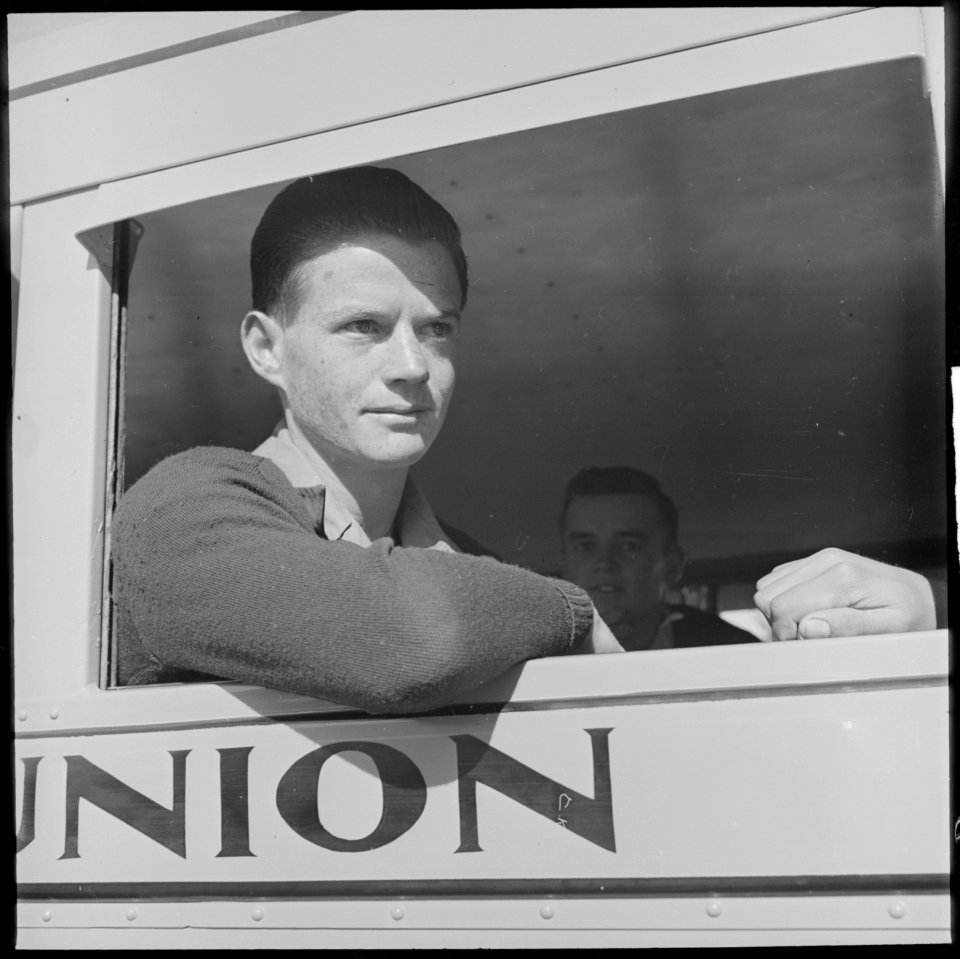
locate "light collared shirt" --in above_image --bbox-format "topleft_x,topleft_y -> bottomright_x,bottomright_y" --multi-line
253,424 -> 459,552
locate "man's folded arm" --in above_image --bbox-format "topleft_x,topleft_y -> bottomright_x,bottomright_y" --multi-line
112,452 -> 594,713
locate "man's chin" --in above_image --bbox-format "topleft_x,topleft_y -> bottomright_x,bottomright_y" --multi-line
363,437 -> 434,469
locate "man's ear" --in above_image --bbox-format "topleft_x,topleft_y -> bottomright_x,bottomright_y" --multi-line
240,310 -> 286,390
664,544 -> 686,588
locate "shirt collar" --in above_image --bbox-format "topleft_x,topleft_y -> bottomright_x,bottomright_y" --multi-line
252,423 -> 457,552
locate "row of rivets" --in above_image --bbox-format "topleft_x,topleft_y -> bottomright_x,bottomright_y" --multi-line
43,906 -> 267,923
15,709 -> 60,720
33,898 -> 912,926
391,903 -> 557,921
702,899 -> 908,920
383,900 -> 910,922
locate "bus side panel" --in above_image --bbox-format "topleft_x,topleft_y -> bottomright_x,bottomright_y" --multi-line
16,679 -> 950,945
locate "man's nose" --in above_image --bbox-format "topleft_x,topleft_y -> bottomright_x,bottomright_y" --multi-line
592,546 -> 619,570
383,324 -> 429,383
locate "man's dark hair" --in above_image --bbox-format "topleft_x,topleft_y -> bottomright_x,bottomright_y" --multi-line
561,467 -> 679,546
250,166 -> 469,319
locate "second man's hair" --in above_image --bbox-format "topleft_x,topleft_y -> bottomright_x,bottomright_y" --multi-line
561,466 -> 679,546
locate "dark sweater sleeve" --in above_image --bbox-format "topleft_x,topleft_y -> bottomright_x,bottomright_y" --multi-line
111,448 -> 594,714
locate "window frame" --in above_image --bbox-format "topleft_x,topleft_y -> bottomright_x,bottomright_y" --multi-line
12,7 -> 946,736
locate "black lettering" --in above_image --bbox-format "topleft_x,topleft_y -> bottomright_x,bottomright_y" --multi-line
16,757 -> 42,853
452,728 -> 615,853
60,751 -> 190,859
276,742 -> 427,852
217,746 -> 254,858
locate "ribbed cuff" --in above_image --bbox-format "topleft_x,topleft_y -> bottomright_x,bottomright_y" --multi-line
546,577 -> 595,652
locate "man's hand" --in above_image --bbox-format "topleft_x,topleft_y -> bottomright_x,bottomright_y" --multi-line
574,607 -> 626,654
754,547 -> 937,641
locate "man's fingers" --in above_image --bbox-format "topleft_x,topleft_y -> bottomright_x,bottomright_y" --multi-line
797,607 -> 913,639
755,546 -> 936,641
756,561 -> 859,626
769,606 -> 904,642
759,562 -> 885,640
755,556 -> 812,593
770,618 -> 799,642
755,547 -> 876,596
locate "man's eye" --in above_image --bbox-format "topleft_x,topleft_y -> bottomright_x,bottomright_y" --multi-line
423,320 -> 456,338
570,541 -> 593,553
345,319 -> 378,335
619,542 -> 643,555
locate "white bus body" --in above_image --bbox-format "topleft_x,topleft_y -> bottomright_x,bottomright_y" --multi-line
11,9 -> 950,948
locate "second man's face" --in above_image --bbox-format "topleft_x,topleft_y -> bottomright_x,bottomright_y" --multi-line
274,233 -> 463,474
561,493 -> 683,647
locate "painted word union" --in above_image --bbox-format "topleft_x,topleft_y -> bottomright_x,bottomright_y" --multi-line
16,728 -> 616,858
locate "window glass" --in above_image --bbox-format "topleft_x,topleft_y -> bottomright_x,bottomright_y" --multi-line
114,58 -> 946,682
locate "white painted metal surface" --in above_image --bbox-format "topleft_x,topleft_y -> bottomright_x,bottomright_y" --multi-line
18,667 -> 949,881
15,632 -> 951,946
12,629 -> 948,734
13,190 -> 111,702
7,11 -> 301,91
14,919 -> 954,950
919,6 -> 946,189
10,203 -> 23,336
11,8 -> 872,204
67,6 -> 927,239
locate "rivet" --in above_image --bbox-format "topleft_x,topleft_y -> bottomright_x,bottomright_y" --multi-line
48,707 -> 60,720
391,905 -> 405,921
41,911 -> 52,923
540,904 -> 555,920
17,710 -> 27,722
125,907 -> 138,921
251,907 -> 264,922
706,900 -> 723,918
888,900 -> 907,919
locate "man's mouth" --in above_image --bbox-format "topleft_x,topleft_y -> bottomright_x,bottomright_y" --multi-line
366,406 -> 431,418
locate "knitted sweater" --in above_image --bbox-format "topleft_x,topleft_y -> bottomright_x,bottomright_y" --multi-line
111,447 -> 595,713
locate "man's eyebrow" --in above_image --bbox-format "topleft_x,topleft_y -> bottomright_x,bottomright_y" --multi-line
326,306 -> 388,321
324,307 -> 461,322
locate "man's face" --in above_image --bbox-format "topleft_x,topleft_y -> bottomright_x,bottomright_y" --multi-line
561,493 -> 684,648
274,233 -> 462,473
